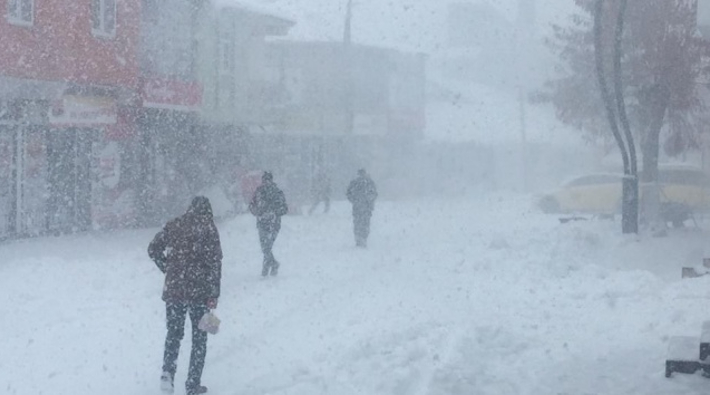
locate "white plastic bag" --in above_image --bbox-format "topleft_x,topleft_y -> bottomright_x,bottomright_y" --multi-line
198,311 -> 221,335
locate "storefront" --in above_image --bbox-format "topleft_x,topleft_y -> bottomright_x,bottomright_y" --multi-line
0,99 -> 52,238
137,78 -> 203,225
48,92 -> 137,233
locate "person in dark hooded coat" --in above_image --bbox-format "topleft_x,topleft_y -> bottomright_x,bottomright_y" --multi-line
148,196 -> 222,395
346,169 -> 378,247
249,172 -> 288,276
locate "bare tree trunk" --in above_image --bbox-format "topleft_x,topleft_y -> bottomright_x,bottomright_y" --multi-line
594,0 -> 629,175
640,84 -> 670,230
612,0 -> 639,234
613,0 -> 636,175
594,0 -> 638,233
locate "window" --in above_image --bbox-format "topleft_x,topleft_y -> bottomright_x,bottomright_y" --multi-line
7,0 -> 33,26
91,0 -> 116,37
219,36 -> 234,75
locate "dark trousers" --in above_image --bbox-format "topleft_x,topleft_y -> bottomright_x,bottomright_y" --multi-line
258,220 -> 280,275
163,302 -> 209,391
353,212 -> 372,247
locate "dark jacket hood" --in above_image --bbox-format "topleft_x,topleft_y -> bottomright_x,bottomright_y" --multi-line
187,196 -> 213,219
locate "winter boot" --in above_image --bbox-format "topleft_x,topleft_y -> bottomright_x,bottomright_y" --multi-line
261,263 -> 269,277
270,262 -> 279,276
160,371 -> 174,393
187,385 -> 208,395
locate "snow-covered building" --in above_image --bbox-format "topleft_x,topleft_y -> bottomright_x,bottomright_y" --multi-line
192,2 -> 295,216
0,0 -> 141,238
197,2 -> 294,127
0,0 -> 297,238
133,0 -> 206,225
250,40 -> 427,203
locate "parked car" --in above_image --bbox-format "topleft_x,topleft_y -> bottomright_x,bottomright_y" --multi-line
537,165 -> 710,219
538,173 -> 623,215
656,165 -> 710,211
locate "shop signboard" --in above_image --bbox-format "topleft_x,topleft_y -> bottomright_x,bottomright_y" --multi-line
141,78 -> 202,112
49,95 -> 117,126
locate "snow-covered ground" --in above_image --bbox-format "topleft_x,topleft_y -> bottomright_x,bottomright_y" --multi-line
2,194 -> 710,394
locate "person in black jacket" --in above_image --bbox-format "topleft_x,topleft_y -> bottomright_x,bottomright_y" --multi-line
249,172 -> 288,276
148,196 -> 222,395
346,169 -> 378,248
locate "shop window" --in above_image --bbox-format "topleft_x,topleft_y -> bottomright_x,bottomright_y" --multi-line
91,0 -> 116,38
7,0 -> 33,26
219,36 -> 234,75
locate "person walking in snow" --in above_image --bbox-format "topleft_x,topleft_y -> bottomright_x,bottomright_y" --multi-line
249,171 -> 288,277
308,171 -> 331,215
148,196 -> 222,395
346,169 -> 378,248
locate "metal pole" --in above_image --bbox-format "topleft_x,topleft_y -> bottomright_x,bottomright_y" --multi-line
518,86 -> 528,192
516,0 -> 535,192
343,0 -> 354,136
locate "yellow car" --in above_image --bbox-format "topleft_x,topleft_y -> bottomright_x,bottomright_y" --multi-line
538,165 -> 710,218
538,173 -> 623,215
657,165 -> 710,210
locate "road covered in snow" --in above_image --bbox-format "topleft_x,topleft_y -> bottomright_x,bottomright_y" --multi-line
2,193 -> 710,394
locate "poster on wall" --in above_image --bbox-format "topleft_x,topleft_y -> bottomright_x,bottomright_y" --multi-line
92,139 -> 135,229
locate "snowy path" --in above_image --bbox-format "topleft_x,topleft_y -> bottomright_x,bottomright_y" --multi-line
2,194 -> 710,394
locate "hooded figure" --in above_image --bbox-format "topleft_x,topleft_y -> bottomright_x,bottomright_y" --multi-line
148,196 -> 222,395
249,172 -> 288,276
308,171 -> 332,215
346,169 -> 378,247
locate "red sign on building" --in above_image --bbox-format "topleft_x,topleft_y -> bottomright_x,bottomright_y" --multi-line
141,78 -> 203,112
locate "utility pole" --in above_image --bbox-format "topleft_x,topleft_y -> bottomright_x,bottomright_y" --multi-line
516,0 -> 535,192
343,0 -> 354,136
344,0 -> 352,45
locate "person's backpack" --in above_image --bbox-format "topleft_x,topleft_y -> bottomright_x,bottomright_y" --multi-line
251,185 -> 288,217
